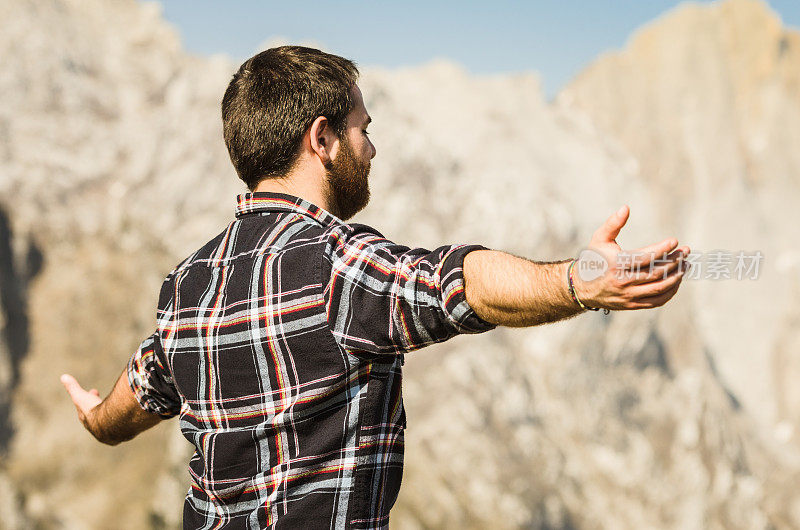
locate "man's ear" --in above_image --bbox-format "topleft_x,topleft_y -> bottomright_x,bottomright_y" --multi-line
308,116 -> 338,167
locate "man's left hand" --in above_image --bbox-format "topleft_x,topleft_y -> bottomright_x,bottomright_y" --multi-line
60,369 -> 164,445
61,373 -> 102,431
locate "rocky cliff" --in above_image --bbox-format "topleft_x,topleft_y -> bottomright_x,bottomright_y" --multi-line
0,0 -> 797,528
561,0 -> 800,435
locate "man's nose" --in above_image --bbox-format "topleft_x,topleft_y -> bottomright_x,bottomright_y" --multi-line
369,141 -> 376,159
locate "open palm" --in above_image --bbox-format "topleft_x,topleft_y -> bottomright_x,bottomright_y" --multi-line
574,205 -> 690,310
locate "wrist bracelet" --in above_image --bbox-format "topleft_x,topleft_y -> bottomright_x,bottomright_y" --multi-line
567,259 -> 610,315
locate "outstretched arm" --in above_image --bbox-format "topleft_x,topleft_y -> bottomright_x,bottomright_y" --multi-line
60,368 -> 163,446
463,205 -> 690,327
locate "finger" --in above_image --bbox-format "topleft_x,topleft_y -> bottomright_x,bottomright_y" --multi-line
60,374 -> 100,413
626,264 -> 686,299
623,249 -> 687,284
625,239 -> 680,268
61,374 -> 87,415
90,389 -> 100,397
592,205 -> 629,244
628,279 -> 683,309
634,272 -> 682,309
60,373 -> 85,400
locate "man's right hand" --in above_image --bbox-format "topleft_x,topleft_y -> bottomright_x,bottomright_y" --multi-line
572,205 -> 689,311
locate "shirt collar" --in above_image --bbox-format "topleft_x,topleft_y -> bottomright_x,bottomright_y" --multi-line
234,191 -> 342,228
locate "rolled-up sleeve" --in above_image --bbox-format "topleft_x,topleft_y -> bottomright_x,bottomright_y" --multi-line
126,330 -> 182,418
322,223 -> 497,357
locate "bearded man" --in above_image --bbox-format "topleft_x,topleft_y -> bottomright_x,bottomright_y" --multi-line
61,46 -> 689,529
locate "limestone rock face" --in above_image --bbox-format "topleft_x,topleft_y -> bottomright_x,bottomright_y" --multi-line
561,0 -> 800,435
0,1 -> 239,527
0,0 -> 797,528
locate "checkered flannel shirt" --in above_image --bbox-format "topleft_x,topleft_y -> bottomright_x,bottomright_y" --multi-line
126,191 -> 498,529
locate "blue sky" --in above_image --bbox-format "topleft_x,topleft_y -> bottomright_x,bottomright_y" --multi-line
153,0 -> 799,98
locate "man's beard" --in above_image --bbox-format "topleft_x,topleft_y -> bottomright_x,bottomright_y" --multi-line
323,136 -> 371,221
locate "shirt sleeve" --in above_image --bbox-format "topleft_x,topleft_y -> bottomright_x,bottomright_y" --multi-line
126,330 -> 182,418
322,223 -> 498,357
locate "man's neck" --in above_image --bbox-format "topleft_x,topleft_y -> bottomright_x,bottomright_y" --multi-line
254,176 -> 331,214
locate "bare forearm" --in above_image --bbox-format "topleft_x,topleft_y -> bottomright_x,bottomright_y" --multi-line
463,250 -> 584,327
88,404 -> 134,446
81,369 -> 162,445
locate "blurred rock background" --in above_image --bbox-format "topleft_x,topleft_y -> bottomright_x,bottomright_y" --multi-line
0,0 -> 798,528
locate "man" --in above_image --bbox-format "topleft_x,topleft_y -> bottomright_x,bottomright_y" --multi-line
61,46 -> 689,529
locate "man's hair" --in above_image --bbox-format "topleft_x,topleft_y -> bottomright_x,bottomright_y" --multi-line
222,46 -> 359,191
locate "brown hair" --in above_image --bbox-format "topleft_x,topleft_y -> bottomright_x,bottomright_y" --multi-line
222,46 -> 359,191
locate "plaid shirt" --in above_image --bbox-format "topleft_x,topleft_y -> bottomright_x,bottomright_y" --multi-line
126,191 -> 497,529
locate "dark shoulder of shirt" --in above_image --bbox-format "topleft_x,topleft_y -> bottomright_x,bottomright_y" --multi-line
157,210 -> 497,353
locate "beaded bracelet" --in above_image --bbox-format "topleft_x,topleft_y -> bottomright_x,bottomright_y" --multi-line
567,258 -> 610,315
